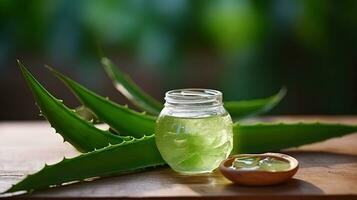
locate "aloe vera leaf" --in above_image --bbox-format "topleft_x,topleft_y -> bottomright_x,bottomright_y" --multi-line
6,122 -> 357,194
47,66 -> 156,138
224,87 -> 286,119
233,122 -> 357,154
18,61 -> 124,152
5,135 -> 165,193
102,57 -> 286,119
11,62 -> 357,194
102,57 -> 163,115
102,57 -> 287,119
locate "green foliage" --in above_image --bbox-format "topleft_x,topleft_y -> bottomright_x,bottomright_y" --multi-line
18,61 -> 125,153
4,61 -> 357,194
6,135 -> 165,193
102,57 -> 163,115
2,1 -> 357,115
48,66 -> 156,138
224,88 -> 286,119
102,57 -> 284,120
233,122 -> 357,154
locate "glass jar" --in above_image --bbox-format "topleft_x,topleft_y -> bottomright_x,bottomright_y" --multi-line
155,88 -> 233,174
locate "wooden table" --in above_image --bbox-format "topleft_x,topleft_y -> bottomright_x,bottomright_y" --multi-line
1,116 -> 357,199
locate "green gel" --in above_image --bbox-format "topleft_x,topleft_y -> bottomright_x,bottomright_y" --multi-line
233,156 -> 290,172
155,114 -> 233,174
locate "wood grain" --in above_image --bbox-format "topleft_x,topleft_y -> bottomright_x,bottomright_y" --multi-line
0,116 -> 357,199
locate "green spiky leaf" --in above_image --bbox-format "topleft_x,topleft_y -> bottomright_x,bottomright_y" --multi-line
102,57 -> 286,119
102,57 -> 163,115
224,87 -> 286,119
47,66 -> 156,138
233,122 -> 357,154
7,61 -> 357,195
18,61 -> 124,153
5,135 -> 165,193
6,121 -> 357,194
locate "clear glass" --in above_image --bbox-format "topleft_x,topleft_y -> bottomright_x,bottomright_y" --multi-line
155,88 -> 233,174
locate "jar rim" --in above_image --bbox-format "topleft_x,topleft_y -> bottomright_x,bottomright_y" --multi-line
164,88 -> 223,108
166,88 -> 222,98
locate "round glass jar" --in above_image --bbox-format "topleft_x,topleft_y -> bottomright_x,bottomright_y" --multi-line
155,88 -> 233,174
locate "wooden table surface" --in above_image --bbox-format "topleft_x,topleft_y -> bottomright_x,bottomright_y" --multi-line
1,116 -> 357,200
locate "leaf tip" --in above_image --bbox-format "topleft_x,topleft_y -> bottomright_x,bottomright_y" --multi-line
16,60 -> 25,71
45,65 -> 64,80
278,86 -> 287,98
44,64 -> 55,72
101,57 -> 110,65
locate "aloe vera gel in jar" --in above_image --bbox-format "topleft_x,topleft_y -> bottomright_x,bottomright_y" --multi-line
155,89 -> 233,174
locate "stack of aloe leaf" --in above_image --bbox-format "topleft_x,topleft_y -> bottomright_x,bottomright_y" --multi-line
4,58 -> 357,194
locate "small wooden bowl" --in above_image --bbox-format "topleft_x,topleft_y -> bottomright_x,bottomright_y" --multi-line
219,153 -> 299,186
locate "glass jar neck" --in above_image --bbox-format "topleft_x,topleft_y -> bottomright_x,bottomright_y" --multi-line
164,88 -> 223,111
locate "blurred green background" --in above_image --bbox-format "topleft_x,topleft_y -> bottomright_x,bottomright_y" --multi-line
1,0 -> 356,120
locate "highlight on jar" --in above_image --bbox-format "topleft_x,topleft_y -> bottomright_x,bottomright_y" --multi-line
155,88 -> 234,174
